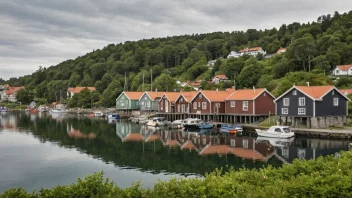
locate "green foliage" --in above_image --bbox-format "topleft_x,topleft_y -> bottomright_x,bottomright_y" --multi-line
152,73 -> 177,91
237,57 -> 263,88
101,80 -> 123,107
16,88 -> 33,104
2,151 -> 352,198
68,88 -> 101,108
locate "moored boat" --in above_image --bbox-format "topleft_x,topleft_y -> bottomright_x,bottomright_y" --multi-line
255,126 -> 294,138
146,117 -> 168,127
38,105 -> 50,112
108,113 -> 120,120
219,124 -> 243,134
0,106 -> 9,112
90,111 -> 104,117
183,118 -> 203,131
131,116 -> 148,124
198,122 -> 214,129
49,108 -> 68,114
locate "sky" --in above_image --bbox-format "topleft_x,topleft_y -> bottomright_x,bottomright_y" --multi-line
0,0 -> 352,80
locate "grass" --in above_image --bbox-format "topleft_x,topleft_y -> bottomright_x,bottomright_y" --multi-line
259,116 -> 277,127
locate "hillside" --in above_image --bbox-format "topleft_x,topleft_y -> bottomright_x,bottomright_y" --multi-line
4,10 -> 352,107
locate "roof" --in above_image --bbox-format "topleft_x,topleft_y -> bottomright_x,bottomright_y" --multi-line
143,91 -> 165,101
213,75 -> 228,80
181,140 -> 198,151
145,134 -> 160,142
123,133 -> 144,142
231,148 -> 266,161
160,92 -> 181,102
239,47 -> 262,53
165,139 -> 180,147
191,90 -> 232,102
340,89 -> 352,96
276,47 -> 287,54
225,88 -> 274,100
336,65 -> 352,71
200,145 -> 231,156
124,92 -> 144,100
4,87 -> 24,95
68,87 -> 96,94
177,91 -> 198,102
275,85 -> 351,102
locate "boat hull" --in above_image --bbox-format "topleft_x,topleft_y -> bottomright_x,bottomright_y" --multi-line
184,124 -> 200,131
256,130 -> 295,138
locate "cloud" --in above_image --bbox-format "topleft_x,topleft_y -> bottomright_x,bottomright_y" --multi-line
0,0 -> 351,80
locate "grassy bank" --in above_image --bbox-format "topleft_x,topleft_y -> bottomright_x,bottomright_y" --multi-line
0,102 -> 27,110
1,150 -> 352,198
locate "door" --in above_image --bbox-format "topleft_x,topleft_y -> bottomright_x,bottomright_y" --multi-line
181,104 -> 185,113
165,100 -> 169,112
177,104 -> 180,112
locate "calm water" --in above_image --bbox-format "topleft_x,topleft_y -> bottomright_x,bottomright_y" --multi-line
0,112 -> 350,192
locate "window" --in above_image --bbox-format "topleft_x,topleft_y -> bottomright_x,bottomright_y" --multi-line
297,149 -> 306,159
230,101 -> 235,107
283,98 -> 289,106
332,90 -> 335,95
263,92 -> 267,97
242,101 -> 248,111
292,90 -> 297,95
242,140 -> 248,149
193,102 -> 197,109
281,108 -> 288,114
298,108 -> 306,115
147,101 -> 151,107
334,98 -> 339,106
198,102 -> 201,107
202,102 -> 207,109
298,97 -> 305,106
282,148 -> 289,159
336,70 -> 340,74
199,94 -> 202,99
274,128 -> 281,132
177,104 -> 180,112
180,98 -> 184,102
230,139 -> 236,147
141,101 -> 144,106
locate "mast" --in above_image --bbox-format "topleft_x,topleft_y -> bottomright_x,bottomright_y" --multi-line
124,72 -> 128,91
151,69 -> 153,92
142,71 -> 145,92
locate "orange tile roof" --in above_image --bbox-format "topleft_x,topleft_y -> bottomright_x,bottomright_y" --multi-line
145,134 -> 160,142
145,91 -> 165,101
4,87 -> 24,95
231,148 -> 266,161
225,88 -> 236,93
340,89 -> 352,95
165,139 -> 180,147
225,88 -> 267,100
123,133 -> 144,142
276,47 -> 287,54
295,86 -> 334,99
181,140 -> 198,151
213,75 -> 228,80
336,65 -> 352,71
68,87 -> 96,93
162,92 -> 181,102
200,145 -> 231,156
178,91 -> 198,102
197,90 -> 232,102
239,47 -> 262,53
124,92 -> 144,100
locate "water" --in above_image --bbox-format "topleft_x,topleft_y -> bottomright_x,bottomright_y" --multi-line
0,112 -> 350,192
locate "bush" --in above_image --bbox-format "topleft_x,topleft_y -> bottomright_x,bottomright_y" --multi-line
2,151 -> 352,197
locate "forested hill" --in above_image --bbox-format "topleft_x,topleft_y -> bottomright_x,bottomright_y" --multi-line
5,10 -> 352,107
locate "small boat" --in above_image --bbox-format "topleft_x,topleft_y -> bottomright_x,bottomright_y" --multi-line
90,111 -> 104,117
255,126 -> 294,138
0,106 -> 9,112
220,124 -> 243,134
255,136 -> 295,147
49,108 -> 68,114
198,122 -> 214,129
183,118 -> 203,131
108,113 -> 120,120
146,117 -> 168,127
131,116 -> 148,124
38,105 -> 49,112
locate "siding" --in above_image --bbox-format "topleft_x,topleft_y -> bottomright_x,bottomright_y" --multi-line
315,90 -> 347,116
211,102 -> 225,114
175,96 -> 191,113
159,97 -> 173,113
225,100 -> 253,114
140,93 -> 154,111
276,88 -> 313,117
116,93 -> 131,109
255,92 -> 275,115
190,93 -> 210,114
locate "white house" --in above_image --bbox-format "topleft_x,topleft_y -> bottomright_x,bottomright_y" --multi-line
227,47 -> 266,59
332,65 -> 352,76
207,60 -> 217,67
0,87 -> 24,102
276,47 -> 287,54
212,75 -> 229,84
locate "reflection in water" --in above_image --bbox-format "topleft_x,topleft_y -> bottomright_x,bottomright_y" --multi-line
0,112 -> 350,189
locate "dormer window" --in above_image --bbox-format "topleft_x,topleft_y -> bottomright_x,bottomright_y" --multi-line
332,90 -> 335,95
199,94 -> 202,99
293,90 -> 297,95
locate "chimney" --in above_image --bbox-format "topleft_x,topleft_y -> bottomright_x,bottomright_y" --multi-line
155,88 -> 158,92
233,79 -> 236,90
306,82 -> 310,87
216,88 -> 218,92
253,86 -> 255,93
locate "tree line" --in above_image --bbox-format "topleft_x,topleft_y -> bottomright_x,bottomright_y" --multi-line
5,10 -> 352,107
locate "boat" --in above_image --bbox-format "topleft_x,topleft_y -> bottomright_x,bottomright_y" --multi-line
255,126 -> 295,138
131,116 -> 148,124
171,120 -> 184,129
90,111 -> 104,117
183,118 -> 203,131
219,124 -> 243,134
49,108 -> 68,114
108,113 -> 120,120
198,122 -> 214,129
255,136 -> 295,147
146,117 -> 168,127
0,106 -> 9,112
38,105 -> 49,112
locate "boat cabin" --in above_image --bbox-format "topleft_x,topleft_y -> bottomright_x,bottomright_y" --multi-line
268,126 -> 291,133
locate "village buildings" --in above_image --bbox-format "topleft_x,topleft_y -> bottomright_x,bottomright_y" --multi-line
0,86 -> 24,102
116,91 -> 144,110
67,87 -> 96,98
332,64 -> 352,76
227,47 -> 266,58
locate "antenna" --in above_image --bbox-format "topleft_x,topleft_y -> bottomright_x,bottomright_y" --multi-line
306,82 -> 310,87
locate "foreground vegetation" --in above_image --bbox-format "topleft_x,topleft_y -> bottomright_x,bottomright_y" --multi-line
1,150 -> 352,198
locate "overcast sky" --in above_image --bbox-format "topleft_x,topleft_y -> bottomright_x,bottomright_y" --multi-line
0,0 -> 351,80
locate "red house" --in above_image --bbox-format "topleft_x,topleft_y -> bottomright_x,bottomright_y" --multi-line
174,91 -> 198,113
225,88 -> 275,115
189,89 -> 234,114
159,92 -> 181,113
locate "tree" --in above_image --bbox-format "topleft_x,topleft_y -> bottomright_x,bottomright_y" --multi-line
101,80 -> 123,107
152,73 -> 177,91
16,88 -> 33,104
237,58 -> 263,88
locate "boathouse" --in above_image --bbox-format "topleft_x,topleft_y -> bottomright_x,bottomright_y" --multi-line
189,89 -> 234,114
116,91 -> 144,110
174,91 -> 198,113
139,91 -> 164,111
159,92 -> 182,113
225,88 -> 275,115
275,85 -> 350,128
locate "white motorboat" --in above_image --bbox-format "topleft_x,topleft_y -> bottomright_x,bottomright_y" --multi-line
146,117 -> 168,127
256,136 -> 295,147
131,116 -> 148,124
93,111 -> 104,117
49,108 -> 68,114
183,118 -> 203,131
171,120 -> 184,129
255,126 -> 294,138
38,105 -> 49,112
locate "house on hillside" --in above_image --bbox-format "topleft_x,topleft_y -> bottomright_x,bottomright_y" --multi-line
116,91 -> 144,111
212,75 -> 229,84
189,89 -> 234,114
275,85 -> 350,128
67,87 -> 96,98
159,92 -> 181,113
174,91 -> 198,113
227,47 -> 266,59
339,89 -> 352,96
0,86 -> 24,102
225,88 -> 275,115
331,64 -> 352,76
139,91 -> 164,111
276,47 -> 287,54
207,60 -> 217,67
